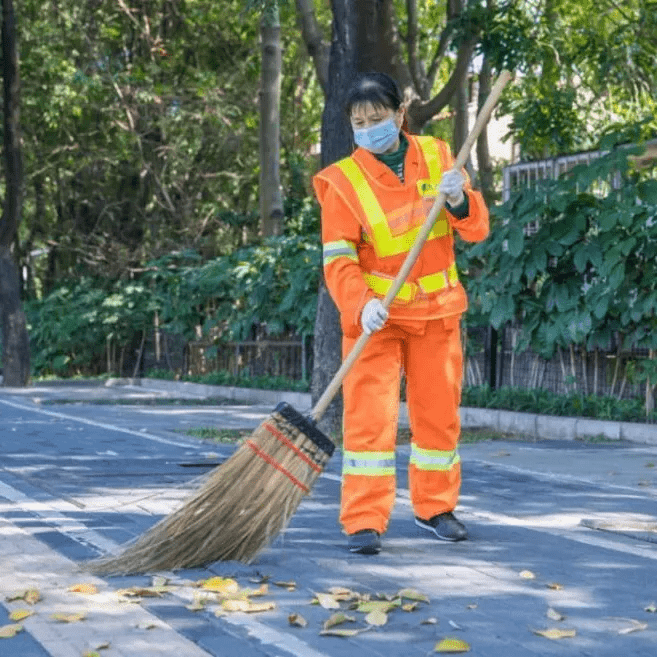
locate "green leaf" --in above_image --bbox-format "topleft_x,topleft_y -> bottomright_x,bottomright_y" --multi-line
507,228 -> 525,257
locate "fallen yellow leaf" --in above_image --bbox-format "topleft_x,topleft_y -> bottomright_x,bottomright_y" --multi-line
402,602 -> 419,612
0,624 -> 23,639
327,587 -> 357,601
221,599 -> 275,613
323,612 -> 356,630
288,613 -> 308,628
9,609 -> 34,622
398,588 -> 430,603
201,577 -> 240,595
238,584 -> 269,598
51,612 -> 86,623
314,593 -> 341,610
364,609 -> 388,626
434,637 -> 471,653
116,587 -> 164,598
6,589 -> 41,605
519,570 -> 536,579
319,627 -> 370,638
532,627 -> 576,640
68,583 -> 98,595
356,599 -> 400,614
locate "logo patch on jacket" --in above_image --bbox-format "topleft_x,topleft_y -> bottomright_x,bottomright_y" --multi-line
417,179 -> 438,197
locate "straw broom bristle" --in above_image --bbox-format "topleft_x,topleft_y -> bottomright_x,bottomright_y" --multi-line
86,408 -> 332,575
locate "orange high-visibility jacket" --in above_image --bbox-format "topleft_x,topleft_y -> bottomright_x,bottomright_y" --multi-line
313,133 -> 489,337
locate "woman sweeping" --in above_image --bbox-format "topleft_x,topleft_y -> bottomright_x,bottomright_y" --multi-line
313,72 -> 490,555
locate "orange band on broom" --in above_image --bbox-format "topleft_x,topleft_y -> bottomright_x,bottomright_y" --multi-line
245,439 -> 310,493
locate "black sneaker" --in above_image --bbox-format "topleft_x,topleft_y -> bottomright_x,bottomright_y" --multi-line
347,529 -> 381,555
415,512 -> 468,542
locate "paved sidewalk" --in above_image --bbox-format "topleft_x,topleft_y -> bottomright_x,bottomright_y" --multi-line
1,380 -> 657,657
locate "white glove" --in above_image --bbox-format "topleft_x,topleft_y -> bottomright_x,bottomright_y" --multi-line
361,298 -> 389,335
439,169 -> 465,207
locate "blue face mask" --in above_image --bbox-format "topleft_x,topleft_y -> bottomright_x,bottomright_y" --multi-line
353,116 -> 400,154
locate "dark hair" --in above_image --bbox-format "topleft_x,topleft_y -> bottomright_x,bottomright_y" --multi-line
345,72 -> 403,116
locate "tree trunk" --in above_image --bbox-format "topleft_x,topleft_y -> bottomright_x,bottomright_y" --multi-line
310,0 -> 362,434
1,0 -> 30,387
475,56 -> 495,204
259,6 -> 284,237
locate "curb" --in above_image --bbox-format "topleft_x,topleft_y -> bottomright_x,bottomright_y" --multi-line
109,378 -> 657,447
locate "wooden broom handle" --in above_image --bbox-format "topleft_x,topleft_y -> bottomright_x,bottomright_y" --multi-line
310,70 -> 513,423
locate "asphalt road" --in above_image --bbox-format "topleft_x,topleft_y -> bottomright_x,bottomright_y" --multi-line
1,382 -> 657,657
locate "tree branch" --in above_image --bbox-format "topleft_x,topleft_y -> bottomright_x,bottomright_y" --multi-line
407,35 -> 476,131
294,0 -> 329,95
405,0 -> 423,93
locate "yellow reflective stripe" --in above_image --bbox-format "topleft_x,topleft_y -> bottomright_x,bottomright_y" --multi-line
335,154 -> 449,258
363,263 -> 458,302
363,273 -> 415,302
410,445 -> 460,472
343,450 -> 396,476
323,239 -> 358,266
415,136 -> 441,183
416,262 -> 459,293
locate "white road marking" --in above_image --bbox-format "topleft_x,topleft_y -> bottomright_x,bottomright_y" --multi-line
0,479 -> 119,555
0,397 -> 201,448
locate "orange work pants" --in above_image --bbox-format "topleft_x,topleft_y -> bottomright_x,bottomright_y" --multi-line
339,316 -> 463,535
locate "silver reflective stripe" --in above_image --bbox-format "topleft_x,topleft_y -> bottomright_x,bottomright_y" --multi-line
410,445 -> 460,471
342,450 -> 395,476
323,240 -> 358,266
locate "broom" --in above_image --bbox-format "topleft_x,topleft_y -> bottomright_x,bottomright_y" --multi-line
87,70 -> 512,576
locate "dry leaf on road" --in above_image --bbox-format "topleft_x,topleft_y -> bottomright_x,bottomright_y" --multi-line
9,609 -> 34,622
288,613 -> 308,628
200,577 -> 240,595
434,637 -> 471,653
322,612 -> 356,630
546,607 -> 565,621
356,599 -> 400,614
364,610 -> 388,626
0,624 -> 23,639
313,593 -> 341,610
532,627 -> 576,640
6,589 -> 41,605
68,583 -> 98,595
51,612 -> 86,623
221,599 -> 275,613
607,617 -> 649,635
319,627 -> 370,638
397,588 -> 430,603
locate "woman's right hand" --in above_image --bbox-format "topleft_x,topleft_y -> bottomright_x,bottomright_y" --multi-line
361,299 -> 389,335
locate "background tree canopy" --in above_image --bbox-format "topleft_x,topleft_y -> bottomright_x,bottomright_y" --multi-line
2,0 -> 656,397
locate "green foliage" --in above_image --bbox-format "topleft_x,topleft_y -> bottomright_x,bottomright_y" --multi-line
26,234 -> 320,377
464,137 -> 657,360
146,369 -> 309,392
462,385 -> 656,424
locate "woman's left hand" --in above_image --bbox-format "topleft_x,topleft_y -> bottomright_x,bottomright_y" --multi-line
439,169 -> 465,207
